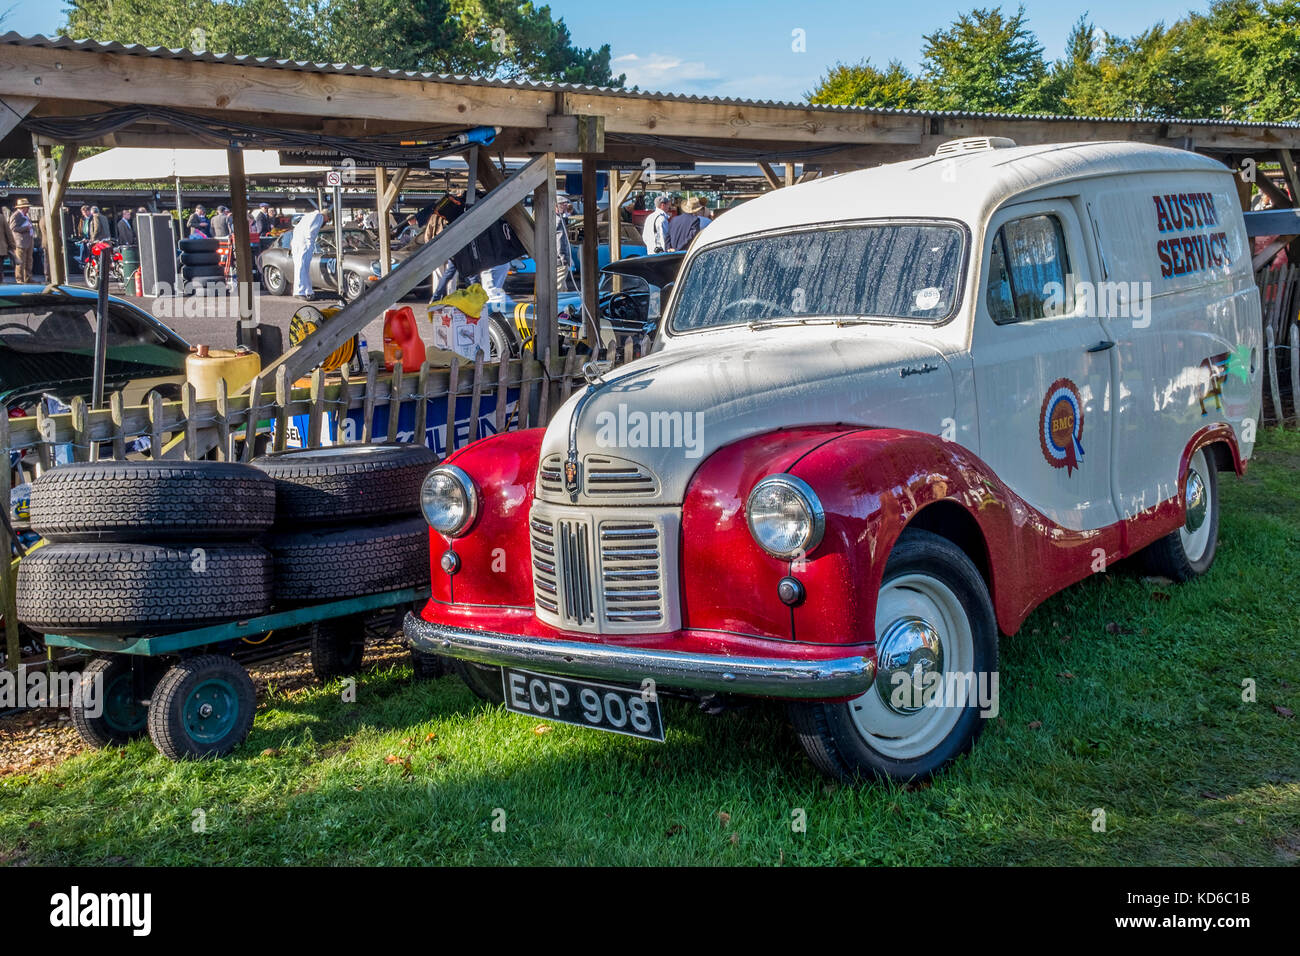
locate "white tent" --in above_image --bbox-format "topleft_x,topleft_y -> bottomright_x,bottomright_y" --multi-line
69,148 -> 327,183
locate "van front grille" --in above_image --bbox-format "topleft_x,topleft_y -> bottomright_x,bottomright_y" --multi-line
599,522 -> 664,623
529,509 -> 669,632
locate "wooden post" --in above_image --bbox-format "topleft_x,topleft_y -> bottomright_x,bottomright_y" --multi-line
386,361 -> 404,444
110,390 -> 126,461
413,361 -> 430,447
581,156 -> 600,347
445,358 -> 460,454
532,153 -> 559,362
242,372 -> 263,461
468,349 -> 485,443
182,382 -> 199,460
608,169 -> 622,294
376,166 -> 391,276
335,370 -> 352,445
274,366 -> 290,452
227,146 -> 256,343
215,378 -> 231,461
69,397 -> 90,462
147,391 -> 165,461
0,410 -> 19,675
307,367 -> 326,448
34,141 -> 79,286
362,361 -> 378,443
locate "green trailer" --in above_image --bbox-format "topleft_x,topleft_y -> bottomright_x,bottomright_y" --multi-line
43,585 -> 430,760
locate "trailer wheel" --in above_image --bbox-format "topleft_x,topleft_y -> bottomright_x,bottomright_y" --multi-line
69,656 -> 160,748
309,614 -> 367,681
148,655 -> 256,760
410,648 -> 446,681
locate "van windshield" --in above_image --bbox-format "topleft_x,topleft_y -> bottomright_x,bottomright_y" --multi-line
668,222 -> 966,331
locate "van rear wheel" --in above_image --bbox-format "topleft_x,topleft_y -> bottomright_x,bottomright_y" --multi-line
1140,446 -> 1219,581
789,528 -> 997,783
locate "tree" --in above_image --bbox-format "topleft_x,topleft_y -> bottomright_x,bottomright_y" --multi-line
808,59 -> 927,108
60,0 -> 625,86
919,6 -> 1049,112
1066,22 -> 1232,118
1203,0 -> 1300,122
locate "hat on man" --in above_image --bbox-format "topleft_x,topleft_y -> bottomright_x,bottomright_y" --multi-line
14,197 -> 30,208
682,196 -> 704,214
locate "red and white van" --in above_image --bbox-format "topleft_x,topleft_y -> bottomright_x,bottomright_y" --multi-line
406,139 -> 1262,780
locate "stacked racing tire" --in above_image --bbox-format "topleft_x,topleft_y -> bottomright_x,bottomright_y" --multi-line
250,444 -> 437,681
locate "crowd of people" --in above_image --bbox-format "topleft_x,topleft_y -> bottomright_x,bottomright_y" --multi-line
638,193 -> 713,254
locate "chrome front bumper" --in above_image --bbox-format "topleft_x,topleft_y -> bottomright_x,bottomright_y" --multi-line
403,614 -> 876,699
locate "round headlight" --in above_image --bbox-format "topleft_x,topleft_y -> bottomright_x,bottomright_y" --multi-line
421,465 -> 478,536
745,474 -> 825,559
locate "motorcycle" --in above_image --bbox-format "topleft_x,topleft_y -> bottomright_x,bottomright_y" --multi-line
82,240 -> 125,289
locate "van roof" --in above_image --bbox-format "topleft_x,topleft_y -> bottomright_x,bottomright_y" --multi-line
698,141 -> 1232,247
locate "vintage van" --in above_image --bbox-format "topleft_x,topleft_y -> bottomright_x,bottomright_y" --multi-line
405,139 -> 1262,780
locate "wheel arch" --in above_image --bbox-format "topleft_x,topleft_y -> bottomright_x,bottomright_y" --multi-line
902,499 -> 993,597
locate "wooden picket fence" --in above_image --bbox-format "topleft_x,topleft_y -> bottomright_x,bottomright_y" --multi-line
0,335 -> 654,672
1257,264 -> 1300,426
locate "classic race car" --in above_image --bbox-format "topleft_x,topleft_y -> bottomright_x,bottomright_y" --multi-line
259,228 -> 432,301
406,139 -> 1263,781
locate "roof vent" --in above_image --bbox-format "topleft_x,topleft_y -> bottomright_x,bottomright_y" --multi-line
933,136 -> 1018,157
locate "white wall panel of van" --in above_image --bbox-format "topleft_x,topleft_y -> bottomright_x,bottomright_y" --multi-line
1087,170 -> 1260,521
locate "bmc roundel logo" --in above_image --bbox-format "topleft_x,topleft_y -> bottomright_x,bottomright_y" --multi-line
1039,378 -> 1085,475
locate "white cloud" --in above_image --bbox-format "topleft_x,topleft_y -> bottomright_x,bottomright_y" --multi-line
611,52 -> 722,92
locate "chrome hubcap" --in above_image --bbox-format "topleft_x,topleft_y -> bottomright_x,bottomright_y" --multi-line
875,616 -> 945,715
1185,470 -> 1207,532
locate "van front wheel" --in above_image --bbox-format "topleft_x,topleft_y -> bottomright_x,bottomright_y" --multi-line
789,528 -> 998,783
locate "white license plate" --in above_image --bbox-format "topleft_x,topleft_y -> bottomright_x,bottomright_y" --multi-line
501,668 -> 665,742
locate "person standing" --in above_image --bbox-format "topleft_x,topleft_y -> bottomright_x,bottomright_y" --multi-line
186,204 -> 212,238
640,195 -> 670,254
291,206 -> 329,298
212,205 -> 231,238
668,196 -> 703,251
422,212 -> 458,300
115,207 -> 135,246
0,204 -> 12,281
252,203 -> 272,238
555,194 -> 576,292
8,198 -> 36,284
88,207 -> 110,242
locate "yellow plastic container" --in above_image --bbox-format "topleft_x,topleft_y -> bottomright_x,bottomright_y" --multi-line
186,345 -> 262,402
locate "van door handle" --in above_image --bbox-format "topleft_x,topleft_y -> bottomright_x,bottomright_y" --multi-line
1086,340 -> 1115,353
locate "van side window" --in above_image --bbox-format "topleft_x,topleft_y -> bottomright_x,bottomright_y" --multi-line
986,214 -> 1070,324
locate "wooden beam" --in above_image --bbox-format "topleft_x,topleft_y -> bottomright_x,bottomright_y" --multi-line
784,163 -> 795,187
1256,171 -> 1293,209
253,154 -> 549,386
1252,235 -> 1294,271
1279,151 -> 1300,205
757,161 -> 781,191
0,95 -> 36,140
0,44 -> 558,131
227,146 -> 255,336
581,156 -> 600,345
533,153 -> 559,360
472,149 -> 534,259
613,165 -> 644,207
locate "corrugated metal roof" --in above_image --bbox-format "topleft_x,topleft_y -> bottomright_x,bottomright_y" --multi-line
6,31 -> 1300,130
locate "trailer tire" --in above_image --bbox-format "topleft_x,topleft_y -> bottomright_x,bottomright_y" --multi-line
69,655 -> 163,748
148,654 -> 257,760
252,444 -> 438,525
16,542 -> 273,635
410,648 -> 446,681
28,460 -> 277,542
309,613 -> 367,681
269,517 -> 430,602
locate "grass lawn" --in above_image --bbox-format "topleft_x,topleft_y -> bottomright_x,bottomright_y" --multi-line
2,430 -> 1298,866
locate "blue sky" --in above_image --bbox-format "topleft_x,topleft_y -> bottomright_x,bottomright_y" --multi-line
5,1 -> 1214,102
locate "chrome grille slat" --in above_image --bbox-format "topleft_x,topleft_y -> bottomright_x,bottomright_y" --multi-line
597,519 -> 663,626
582,455 -> 657,497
